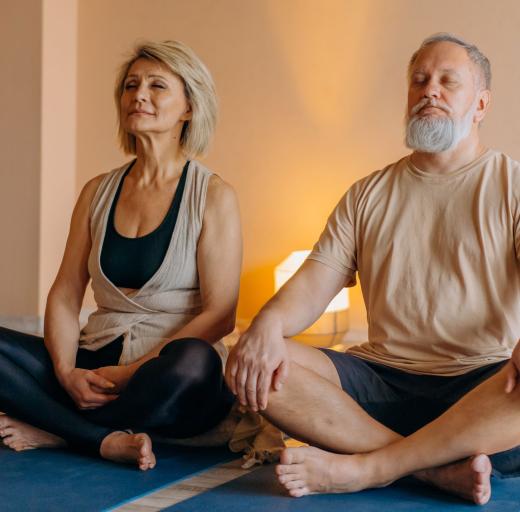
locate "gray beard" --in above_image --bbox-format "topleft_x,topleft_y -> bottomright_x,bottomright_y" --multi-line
405,108 -> 474,153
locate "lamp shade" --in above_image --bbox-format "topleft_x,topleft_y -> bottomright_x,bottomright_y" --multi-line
274,250 -> 349,313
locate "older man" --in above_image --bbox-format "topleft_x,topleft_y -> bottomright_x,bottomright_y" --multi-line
226,33 -> 520,505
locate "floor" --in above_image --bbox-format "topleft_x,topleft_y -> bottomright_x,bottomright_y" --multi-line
114,458 -> 257,511
114,438 -> 303,511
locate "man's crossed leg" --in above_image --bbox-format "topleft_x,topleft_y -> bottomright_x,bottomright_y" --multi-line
262,340 -> 520,505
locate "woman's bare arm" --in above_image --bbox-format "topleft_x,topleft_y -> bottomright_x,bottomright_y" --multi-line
44,174 -> 117,408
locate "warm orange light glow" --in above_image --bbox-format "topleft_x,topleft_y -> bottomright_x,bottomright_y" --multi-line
272,250 -> 350,346
275,250 -> 349,312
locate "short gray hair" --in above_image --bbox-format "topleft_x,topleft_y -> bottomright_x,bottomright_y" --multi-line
408,33 -> 491,90
115,40 -> 217,157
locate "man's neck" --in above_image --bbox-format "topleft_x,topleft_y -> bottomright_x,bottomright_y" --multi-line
410,135 -> 487,175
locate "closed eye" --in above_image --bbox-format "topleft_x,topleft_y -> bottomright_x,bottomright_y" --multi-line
411,73 -> 427,85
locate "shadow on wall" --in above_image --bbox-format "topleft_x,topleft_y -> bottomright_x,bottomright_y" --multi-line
263,0 -> 373,131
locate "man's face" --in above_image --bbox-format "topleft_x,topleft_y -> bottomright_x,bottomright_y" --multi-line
405,41 -> 484,153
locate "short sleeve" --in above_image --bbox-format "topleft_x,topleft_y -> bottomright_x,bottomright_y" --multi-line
511,162 -> 520,260
308,188 -> 357,286
514,197 -> 520,260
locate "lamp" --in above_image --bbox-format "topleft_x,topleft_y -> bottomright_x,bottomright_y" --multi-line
275,250 -> 349,346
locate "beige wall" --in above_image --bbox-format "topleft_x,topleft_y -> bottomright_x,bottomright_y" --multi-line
40,0 -> 77,315
75,0 -> 520,329
3,0 -> 520,330
0,0 -> 42,316
0,0 -> 77,322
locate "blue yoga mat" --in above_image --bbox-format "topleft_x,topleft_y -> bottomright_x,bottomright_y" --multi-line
0,443 -> 236,511
167,463 -> 520,511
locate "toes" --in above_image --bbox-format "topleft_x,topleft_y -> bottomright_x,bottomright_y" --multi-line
284,480 -> 306,491
135,434 -> 155,471
280,447 -> 306,465
470,455 -> 491,505
278,472 -> 303,484
472,454 -> 491,475
279,449 -> 293,465
474,489 -> 491,506
289,486 -> 310,498
3,436 -> 23,450
139,455 -> 156,471
138,456 -> 156,471
473,483 -> 491,505
1,427 -> 15,438
9,439 -> 31,452
276,464 -> 293,476
276,463 -> 307,483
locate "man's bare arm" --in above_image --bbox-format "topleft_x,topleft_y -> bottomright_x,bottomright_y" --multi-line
225,259 -> 349,411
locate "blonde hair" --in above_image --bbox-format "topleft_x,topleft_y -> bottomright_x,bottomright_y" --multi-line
114,40 -> 217,157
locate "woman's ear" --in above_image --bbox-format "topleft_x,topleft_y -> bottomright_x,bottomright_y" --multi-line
180,104 -> 192,122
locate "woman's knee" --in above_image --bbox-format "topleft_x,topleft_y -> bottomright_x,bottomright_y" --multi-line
159,337 -> 221,366
0,327 -> 50,370
0,327 -> 25,354
158,338 -> 223,386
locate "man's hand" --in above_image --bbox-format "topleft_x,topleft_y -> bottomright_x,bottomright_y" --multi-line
94,365 -> 133,394
505,340 -> 520,393
58,368 -> 118,409
225,319 -> 289,412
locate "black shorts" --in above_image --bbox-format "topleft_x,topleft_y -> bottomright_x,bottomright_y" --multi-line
320,349 -> 520,479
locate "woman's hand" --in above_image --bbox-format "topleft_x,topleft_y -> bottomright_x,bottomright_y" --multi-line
225,318 -> 289,412
505,340 -> 520,393
94,365 -> 133,394
58,368 -> 118,409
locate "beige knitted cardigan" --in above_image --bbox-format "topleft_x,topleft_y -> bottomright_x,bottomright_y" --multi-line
79,160 -> 226,365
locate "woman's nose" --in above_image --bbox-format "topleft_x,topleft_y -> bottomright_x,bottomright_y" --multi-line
134,83 -> 149,102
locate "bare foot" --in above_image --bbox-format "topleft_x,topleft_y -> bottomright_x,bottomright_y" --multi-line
416,454 -> 492,505
0,415 -> 65,451
276,446 -> 372,497
100,431 -> 156,471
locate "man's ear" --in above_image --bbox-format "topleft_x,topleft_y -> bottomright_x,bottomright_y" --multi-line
475,89 -> 491,124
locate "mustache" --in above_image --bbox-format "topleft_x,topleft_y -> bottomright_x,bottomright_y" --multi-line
410,98 -> 453,117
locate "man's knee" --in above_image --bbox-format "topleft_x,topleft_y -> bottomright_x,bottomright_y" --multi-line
265,360 -> 303,405
286,340 -> 341,387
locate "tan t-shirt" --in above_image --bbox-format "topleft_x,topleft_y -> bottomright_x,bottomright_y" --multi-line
308,149 -> 520,376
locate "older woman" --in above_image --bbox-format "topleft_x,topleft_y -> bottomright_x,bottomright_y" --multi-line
0,40 -> 241,470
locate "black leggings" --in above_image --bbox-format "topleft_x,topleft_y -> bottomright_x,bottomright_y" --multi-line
0,326 -> 235,453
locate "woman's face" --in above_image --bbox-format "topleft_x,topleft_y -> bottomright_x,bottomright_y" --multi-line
120,58 -> 191,140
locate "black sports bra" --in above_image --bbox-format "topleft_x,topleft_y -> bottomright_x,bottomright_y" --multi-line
100,160 -> 190,289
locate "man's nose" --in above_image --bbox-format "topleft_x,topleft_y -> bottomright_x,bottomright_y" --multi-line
422,81 -> 440,99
